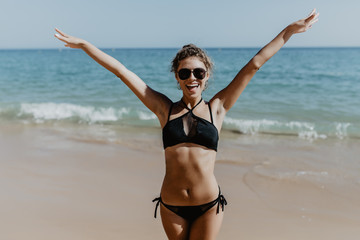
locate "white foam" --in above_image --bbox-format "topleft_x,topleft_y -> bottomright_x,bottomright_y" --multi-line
335,122 -> 350,139
298,130 -> 327,141
224,117 -> 328,140
12,103 -> 357,140
137,110 -> 156,120
223,117 -> 277,135
19,103 -> 129,123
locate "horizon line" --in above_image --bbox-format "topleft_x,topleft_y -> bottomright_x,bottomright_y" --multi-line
1,46 -> 360,51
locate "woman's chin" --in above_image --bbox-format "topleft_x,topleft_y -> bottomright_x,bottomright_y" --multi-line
184,91 -> 201,99
183,86 -> 203,97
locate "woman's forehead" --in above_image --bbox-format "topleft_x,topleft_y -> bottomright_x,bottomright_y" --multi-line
178,57 -> 206,69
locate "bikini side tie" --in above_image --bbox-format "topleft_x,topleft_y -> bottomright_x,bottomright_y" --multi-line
152,197 -> 161,218
217,194 -> 228,214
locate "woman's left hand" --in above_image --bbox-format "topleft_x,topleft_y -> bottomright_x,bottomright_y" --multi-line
289,8 -> 319,34
54,28 -> 86,49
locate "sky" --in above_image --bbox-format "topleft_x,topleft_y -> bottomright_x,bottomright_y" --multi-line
0,0 -> 359,49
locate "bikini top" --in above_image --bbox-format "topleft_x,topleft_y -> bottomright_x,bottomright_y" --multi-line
162,98 -> 219,151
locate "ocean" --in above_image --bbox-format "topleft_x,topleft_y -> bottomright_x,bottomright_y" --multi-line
1,48 -> 360,239
0,47 -> 359,141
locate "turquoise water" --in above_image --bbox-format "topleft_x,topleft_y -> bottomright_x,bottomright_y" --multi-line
0,48 -> 359,140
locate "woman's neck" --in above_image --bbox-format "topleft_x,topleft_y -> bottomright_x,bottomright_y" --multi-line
181,96 -> 203,109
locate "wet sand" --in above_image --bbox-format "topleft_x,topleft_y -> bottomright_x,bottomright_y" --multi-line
1,123 -> 360,239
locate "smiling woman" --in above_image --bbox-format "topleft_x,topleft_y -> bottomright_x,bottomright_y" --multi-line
176,57 -> 209,97
171,44 -> 213,93
54,9 -> 319,240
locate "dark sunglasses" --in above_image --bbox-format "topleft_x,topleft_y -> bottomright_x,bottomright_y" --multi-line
177,68 -> 207,80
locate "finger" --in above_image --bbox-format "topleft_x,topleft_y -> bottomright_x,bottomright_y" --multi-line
314,12 -> 320,19
309,17 -> 319,26
54,34 -> 68,44
307,17 -> 319,30
55,28 -> 64,36
308,13 -> 319,25
305,9 -> 318,22
307,8 -> 316,17
55,28 -> 69,38
54,33 -> 64,40
55,28 -> 67,37
305,13 -> 317,23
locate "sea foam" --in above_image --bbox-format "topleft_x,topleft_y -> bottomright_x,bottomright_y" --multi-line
19,103 -> 129,123
223,116 -> 350,140
0,102 -> 355,140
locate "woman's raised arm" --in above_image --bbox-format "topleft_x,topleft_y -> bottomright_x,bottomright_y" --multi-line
54,29 -> 171,126
211,9 -> 319,113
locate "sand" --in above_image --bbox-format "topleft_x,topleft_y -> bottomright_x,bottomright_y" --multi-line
1,123 -> 360,239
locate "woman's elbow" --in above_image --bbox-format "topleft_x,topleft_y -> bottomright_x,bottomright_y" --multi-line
251,56 -> 265,71
114,65 -> 128,79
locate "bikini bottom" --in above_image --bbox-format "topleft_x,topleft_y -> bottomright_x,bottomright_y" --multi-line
152,187 -> 227,222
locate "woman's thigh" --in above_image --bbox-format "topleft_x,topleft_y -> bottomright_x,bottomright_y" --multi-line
188,205 -> 224,240
160,204 -> 190,240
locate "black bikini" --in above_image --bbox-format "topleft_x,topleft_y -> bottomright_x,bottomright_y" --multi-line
162,98 -> 219,151
153,187 -> 227,222
153,98 -> 227,222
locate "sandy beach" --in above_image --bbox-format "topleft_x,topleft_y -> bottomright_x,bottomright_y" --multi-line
1,123 -> 360,240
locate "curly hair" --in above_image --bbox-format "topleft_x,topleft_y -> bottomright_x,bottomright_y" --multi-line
171,44 -> 214,76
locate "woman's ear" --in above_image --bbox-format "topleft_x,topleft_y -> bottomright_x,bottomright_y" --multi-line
206,71 -> 210,80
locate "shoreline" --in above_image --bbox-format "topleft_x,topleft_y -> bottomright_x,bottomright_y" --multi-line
1,123 -> 360,239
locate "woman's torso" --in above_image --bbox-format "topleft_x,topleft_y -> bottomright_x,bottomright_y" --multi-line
160,99 -> 223,205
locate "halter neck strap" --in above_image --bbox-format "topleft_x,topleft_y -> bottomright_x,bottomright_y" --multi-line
181,98 -> 203,111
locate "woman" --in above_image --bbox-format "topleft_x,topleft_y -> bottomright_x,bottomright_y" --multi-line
55,9 -> 319,240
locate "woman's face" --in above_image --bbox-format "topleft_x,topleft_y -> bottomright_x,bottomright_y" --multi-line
176,56 -> 209,99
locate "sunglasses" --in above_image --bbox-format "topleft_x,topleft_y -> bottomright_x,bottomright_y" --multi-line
177,68 -> 207,80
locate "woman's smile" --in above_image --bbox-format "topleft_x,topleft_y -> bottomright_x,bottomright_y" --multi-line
185,82 -> 200,92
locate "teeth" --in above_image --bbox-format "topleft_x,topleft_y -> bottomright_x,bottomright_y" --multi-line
187,84 -> 199,87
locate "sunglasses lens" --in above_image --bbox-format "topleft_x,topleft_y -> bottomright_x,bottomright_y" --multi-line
193,68 -> 206,79
178,69 -> 191,80
178,68 -> 206,80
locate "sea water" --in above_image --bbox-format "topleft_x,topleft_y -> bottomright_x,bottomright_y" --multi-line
0,48 -> 359,141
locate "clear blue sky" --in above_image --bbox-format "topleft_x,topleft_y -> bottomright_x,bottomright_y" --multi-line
1,0 -> 359,48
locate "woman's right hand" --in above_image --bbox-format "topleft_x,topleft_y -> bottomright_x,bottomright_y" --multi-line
54,28 -> 86,49
288,9 -> 319,34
